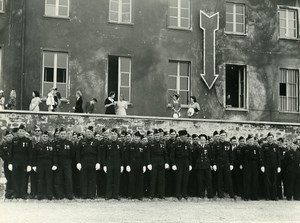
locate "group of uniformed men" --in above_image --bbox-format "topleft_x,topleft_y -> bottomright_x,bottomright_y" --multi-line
0,124 -> 300,201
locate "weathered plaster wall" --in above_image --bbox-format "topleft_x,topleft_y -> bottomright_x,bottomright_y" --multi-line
1,0 -> 300,122
0,0 -> 24,108
1,111 -> 300,142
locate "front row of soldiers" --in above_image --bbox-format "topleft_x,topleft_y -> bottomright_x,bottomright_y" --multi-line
0,124 -> 300,201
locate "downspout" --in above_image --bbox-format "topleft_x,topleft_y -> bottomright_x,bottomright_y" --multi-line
20,0 -> 26,109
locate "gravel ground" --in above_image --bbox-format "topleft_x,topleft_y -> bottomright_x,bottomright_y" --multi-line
0,198 -> 299,223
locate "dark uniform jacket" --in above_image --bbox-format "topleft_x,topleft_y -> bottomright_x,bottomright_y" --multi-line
146,140 -> 168,165
126,142 -> 146,167
76,138 -> 100,164
284,149 -> 300,170
193,143 -> 213,169
241,144 -> 261,165
54,139 -> 75,165
8,137 -> 32,166
213,141 -> 233,167
233,145 -> 244,167
170,141 -> 192,166
0,141 -> 11,162
103,140 -> 124,168
260,143 -> 281,167
33,141 -> 57,166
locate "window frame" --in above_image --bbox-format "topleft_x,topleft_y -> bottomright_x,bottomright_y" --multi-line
168,0 -> 192,30
117,56 -> 132,103
225,2 -> 247,35
167,60 -> 191,106
42,51 -> 69,99
279,68 -> 300,113
44,0 -> 70,19
108,0 -> 133,25
224,64 -> 248,111
278,6 -> 299,40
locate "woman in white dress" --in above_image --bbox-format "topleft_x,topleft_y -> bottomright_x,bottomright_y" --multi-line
116,94 -> 128,116
29,91 -> 41,112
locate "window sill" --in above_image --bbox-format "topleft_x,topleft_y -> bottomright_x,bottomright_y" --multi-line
225,107 -> 249,112
278,37 -> 300,41
168,26 -> 192,32
43,15 -> 70,20
0,11 -> 4,14
224,32 -> 247,36
108,21 -> 134,26
279,111 -> 300,114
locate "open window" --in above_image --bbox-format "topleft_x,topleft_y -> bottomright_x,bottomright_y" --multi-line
225,64 -> 247,109
42,51 -> 68,98
279,68 -> 299,112
108,56 -> 131,102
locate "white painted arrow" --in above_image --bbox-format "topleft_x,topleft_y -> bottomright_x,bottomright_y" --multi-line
200,10 -> 219,90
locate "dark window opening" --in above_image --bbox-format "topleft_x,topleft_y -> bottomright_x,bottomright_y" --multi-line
280,83 -> 287,96
108,56 -> 119,100
226,64 -> 246,108
44,67 -> 54,82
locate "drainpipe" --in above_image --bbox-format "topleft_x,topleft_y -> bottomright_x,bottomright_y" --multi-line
20,0 -> 26,110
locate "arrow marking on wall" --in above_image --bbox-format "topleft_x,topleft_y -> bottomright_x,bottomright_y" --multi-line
200,11 -> 219,90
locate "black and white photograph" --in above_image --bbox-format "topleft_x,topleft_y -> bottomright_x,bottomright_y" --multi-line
0,0 -> 300,222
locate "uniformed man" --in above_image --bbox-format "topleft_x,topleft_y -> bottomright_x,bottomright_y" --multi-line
103,129 -> 124,200
210,130 -> 220,197
284,142 -> 300,201
277,137 -> 288,199
97,128 -> 110,198
165,129 -> 177,197
241,135 -> 260,200
76,126 -> 101,199
142,134 -> 151,197
0,131 -> 14,199
30,126 -> 42,199
54,127 -> 75,199
33,131 -> 57,200
120,131 -> 131,198
193,134 -> 213,199
170,130 -> 192,200
147,129 -> 169,199
8,124 -> 32,199
71,132 -> 80,198
126,131 -> 146,200
232,136 -> 245,197
212,130 -> 235,199
188,134 -> 199,197
260,132 -> 281,200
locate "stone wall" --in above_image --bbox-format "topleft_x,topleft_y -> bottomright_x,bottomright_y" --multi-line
1,111 -> 300,142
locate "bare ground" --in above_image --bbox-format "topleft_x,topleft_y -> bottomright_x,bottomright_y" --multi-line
0,198 -> 299,223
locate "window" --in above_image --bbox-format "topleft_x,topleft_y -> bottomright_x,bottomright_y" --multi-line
0,0 -> 4,12
279,8 -> 298,39
279,69 -> 299,112
42,52 -> 68,98
225,2 -> 246,34
225,64 -> 247,109
167,61 -> 190,105
109,0 -> 132,24
45,0 -> 69,17
169,0 -> 191,29
108,56 -> 131,102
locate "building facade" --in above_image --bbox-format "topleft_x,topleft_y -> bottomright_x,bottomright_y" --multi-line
0,0 -> 300,122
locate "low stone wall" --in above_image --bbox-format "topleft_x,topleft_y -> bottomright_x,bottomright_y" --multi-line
1,111 -> 300,141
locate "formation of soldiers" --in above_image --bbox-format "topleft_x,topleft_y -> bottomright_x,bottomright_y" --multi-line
0,124 -> 300,201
